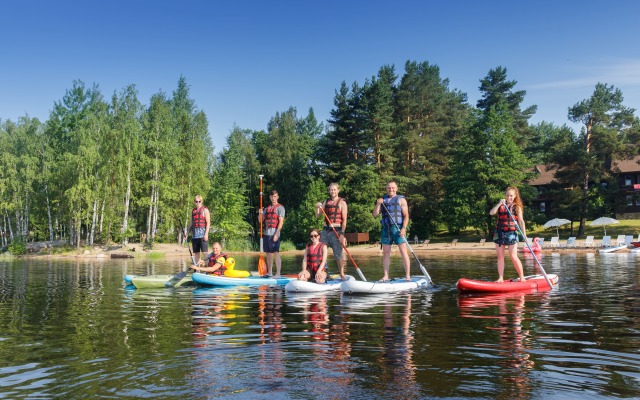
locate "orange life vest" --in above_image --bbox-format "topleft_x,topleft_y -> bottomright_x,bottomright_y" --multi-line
306,243 -> 326,274
496,204 -> 518,232
192,206 -> 208,228
324,197 -> 343,226
265,204 -> 282,229
207,252 -> 228,275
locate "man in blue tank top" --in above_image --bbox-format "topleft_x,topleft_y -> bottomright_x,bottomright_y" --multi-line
372,181 -> 411,281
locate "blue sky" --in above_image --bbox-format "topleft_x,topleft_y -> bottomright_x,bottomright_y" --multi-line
2,1 -> 640,152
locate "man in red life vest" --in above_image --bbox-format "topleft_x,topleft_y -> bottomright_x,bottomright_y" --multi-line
315,183 -> 347,281
191,242 -> 227,275
261,190 -> 285,277
187,195 -> 210,262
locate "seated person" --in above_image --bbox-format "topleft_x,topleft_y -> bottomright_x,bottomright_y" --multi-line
298,229 -> 328,284
191,242 -> 227,275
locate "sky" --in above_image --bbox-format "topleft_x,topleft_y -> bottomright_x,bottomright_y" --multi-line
2,1 -> 640,153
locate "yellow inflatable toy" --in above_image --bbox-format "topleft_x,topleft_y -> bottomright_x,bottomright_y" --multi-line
223,257 -> 250,278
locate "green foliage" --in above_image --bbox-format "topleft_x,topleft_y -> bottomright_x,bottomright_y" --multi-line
8,239 -> 27,256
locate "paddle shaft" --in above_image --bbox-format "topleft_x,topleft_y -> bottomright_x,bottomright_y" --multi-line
501,201 -> 554,289
259,175 -> 264,253
319,208 -> 367,282
380,201 -> 433,285
167,248 -> 198,283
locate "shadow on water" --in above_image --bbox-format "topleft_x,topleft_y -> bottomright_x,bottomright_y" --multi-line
0,253 -> 639,398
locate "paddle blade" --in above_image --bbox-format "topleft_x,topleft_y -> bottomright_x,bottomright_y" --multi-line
356,268 -> 367,282
165,270 -> 189,287
258,255 -> 267,276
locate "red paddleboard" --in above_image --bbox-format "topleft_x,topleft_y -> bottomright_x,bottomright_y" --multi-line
456,274 -> 558,293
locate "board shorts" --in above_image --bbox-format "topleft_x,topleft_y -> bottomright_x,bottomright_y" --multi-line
493,229 -> 519,246
320,228 -> 343,260
192,237 -> 208,253
381,224 -> 406,245
264,234 -> 281,253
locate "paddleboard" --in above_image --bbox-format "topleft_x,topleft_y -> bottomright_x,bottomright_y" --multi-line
456,274 -> 558,293
192,272 -> 297,286
597,245 -> 627,253
285,275 -> 353,293
124,274 -> 192,289
340,276 -> 429,294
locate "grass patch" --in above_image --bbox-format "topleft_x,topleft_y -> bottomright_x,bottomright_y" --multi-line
146,252 -> 166,259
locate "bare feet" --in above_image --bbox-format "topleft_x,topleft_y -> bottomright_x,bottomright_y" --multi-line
496,278 -> 504,283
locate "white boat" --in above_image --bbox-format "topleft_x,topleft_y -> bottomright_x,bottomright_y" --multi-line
285,275 -> 353,293
598,245 -> 628,254
340,276 -> 429,294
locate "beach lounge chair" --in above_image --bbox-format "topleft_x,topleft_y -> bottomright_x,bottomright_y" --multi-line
547,237 -> 559,247
615,235 -> 626,246
583,235 -> 595,247
446,238 -> 458,247
475,238 -> 486,246
418,239 -> 430,247
538,238 -> 545,248
564,237 -> 576,248
600,236 -> 612,247
624,235 -> 634,246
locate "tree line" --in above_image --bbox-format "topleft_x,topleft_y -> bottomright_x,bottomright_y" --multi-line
1,62 -> 639,251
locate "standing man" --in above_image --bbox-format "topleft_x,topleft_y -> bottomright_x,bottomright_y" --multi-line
188,195 -> 210,262
261,190 -> 285,277
315,182 -> 347,280
372,181 -> 411,281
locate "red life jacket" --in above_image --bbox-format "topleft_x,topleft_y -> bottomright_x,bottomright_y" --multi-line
496,204 -> 518,232
207,252 -> 228,275
192,206 -> 208,229
306,243 -> 326,274
324,197 -> 343,226
265,204 -> 282,229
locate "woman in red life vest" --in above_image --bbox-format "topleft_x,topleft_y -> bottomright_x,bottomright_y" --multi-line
298,229 -> 328,284
489,187 -> 527,283
191,242 -> 228,276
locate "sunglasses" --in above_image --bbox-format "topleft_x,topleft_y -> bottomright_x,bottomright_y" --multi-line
309,234 -> 319,238
195,200 -> 202,203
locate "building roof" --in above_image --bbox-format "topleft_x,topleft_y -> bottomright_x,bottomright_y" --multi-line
528,164 -> 558,186
613,155 -> 640,173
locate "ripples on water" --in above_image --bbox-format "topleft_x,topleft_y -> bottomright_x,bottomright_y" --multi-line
0,252 -> 638,399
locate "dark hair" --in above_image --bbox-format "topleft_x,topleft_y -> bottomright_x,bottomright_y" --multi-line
269,190 -> 278,196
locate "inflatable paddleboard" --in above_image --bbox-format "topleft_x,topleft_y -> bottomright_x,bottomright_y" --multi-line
285,275 -> 353,292
340,276 -> 429,294
456,274 -> 558,293
124,274 -> 192,289
597,245 -> 627,253
192,272 -> 296,286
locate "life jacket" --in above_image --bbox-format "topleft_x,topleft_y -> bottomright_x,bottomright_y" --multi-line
265,204 -> 282,229
192,206 -> 208,229
306,242 -> 326,274
324,197 -> 343,226
381,195 -> 405,226
207,252 -> 228,275
496,204 -> 518,232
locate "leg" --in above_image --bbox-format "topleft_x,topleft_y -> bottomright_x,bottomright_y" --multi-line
397,242 -> 411,280
495,243 -> 505,282
266,252 -> 274,276
507,244 -> 525,281
337,257 -> 346,280
381,244 -> 391,281
274,252 -> 282,278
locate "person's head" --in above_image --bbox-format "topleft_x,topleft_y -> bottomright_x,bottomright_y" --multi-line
309,228 -> 321,243
386,181 -> 398,197
505,187 -> 523,209
194,195 -> 203,206
212,242 -> 222,254
269,190 -> 279,204
328,183 -> 339,198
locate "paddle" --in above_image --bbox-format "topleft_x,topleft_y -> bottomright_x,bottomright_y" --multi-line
165,248 -> 198,287
380,202 -> 434,285
501,200 -> 554,289
319,208 -> 367,281
257,175 -> 267,276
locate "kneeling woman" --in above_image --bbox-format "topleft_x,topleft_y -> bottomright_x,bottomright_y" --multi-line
298,228 -> 328,284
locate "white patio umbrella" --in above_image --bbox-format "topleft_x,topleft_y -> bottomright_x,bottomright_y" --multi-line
543,218 -> 571,237
589,217 -> 620,235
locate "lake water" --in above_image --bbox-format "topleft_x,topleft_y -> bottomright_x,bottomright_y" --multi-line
0,251 -> 639,399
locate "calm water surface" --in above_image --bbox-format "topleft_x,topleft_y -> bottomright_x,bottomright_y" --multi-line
0,251 -> 639,399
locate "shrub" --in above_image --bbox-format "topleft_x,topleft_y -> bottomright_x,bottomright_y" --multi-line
8,239 -> 27,256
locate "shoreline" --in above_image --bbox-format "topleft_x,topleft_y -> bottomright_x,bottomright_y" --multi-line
17,240 -> 611,259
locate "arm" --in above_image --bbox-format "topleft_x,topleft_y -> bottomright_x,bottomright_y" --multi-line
517,206 -> 527,239
321,244 -> 328,267
489,199 -> 505,216
192,255 -> 225,273
399,198 -> 409,237
204,208 -> 211,241
301,248 -> 308,272
274,207 -> 284,241
315,201 -> 325,217
372,198 -> 383,217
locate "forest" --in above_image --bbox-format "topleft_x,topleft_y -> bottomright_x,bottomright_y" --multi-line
1,61 -> 639,251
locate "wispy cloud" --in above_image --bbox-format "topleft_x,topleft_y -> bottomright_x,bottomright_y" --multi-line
529,58 -> 640,90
